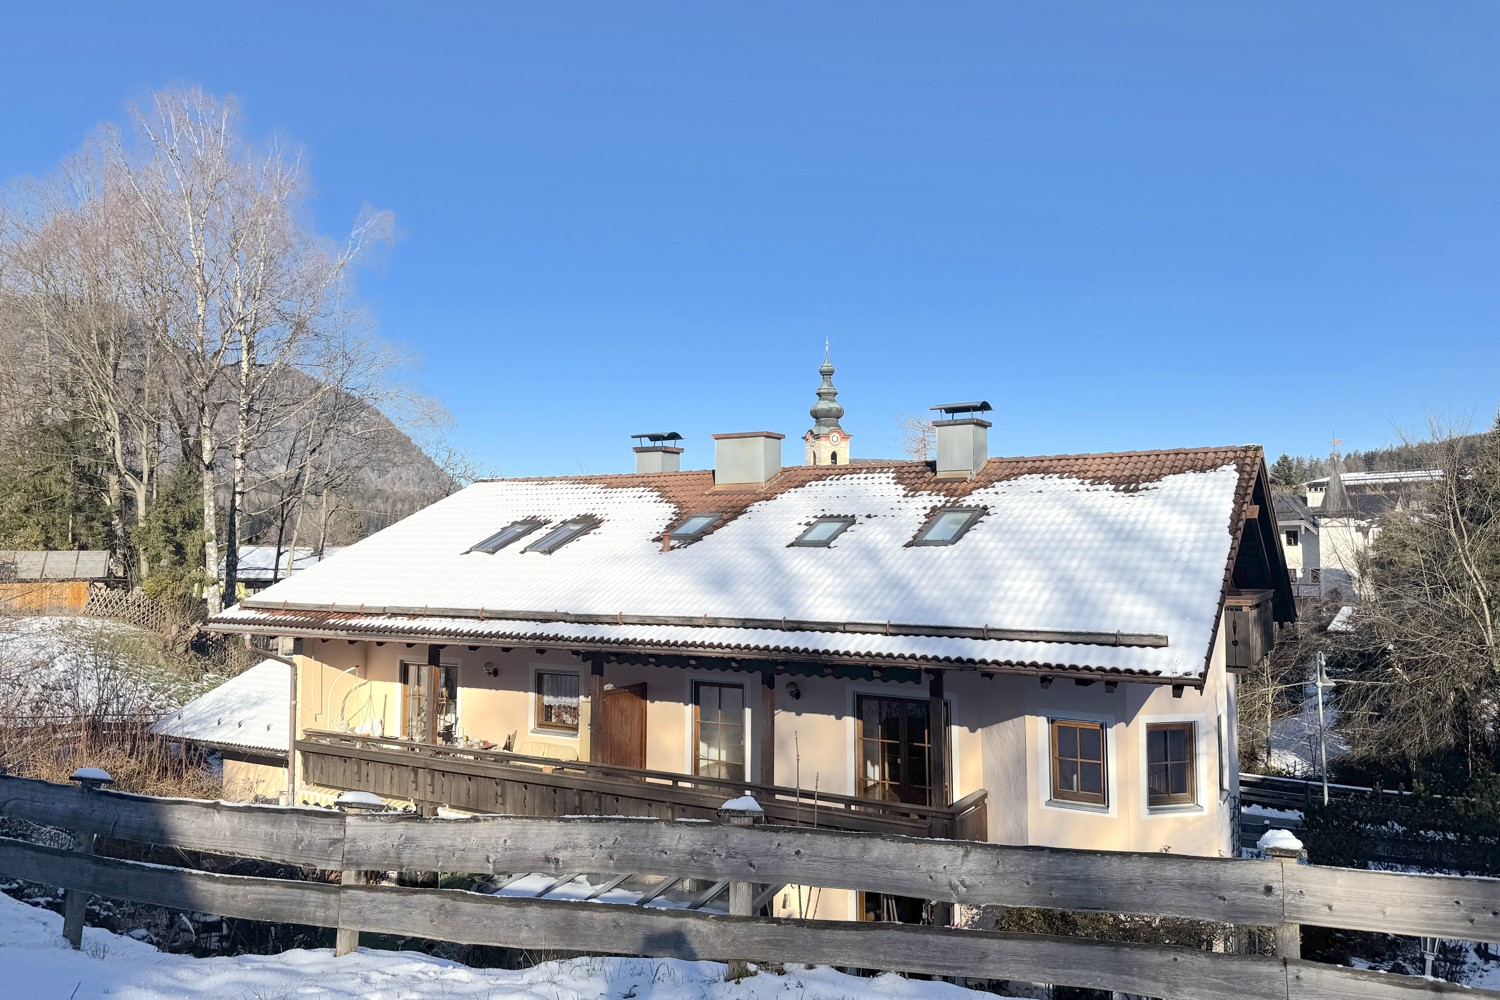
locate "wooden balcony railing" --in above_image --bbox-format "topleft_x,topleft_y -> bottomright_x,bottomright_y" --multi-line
298,729 -> 988,841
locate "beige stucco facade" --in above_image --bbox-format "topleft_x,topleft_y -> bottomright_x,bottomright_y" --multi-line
293,613 -> 1239,850
221,753 -> 289,802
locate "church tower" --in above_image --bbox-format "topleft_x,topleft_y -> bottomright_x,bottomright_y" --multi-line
804,342 -> 851,466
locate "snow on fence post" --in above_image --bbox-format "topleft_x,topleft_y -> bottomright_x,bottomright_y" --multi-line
1258,828 -> 1307,961
62,768 -> 114,949
718,794 -> 766,981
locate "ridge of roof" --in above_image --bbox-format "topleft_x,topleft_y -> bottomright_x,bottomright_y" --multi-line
476,443 -> 1262,486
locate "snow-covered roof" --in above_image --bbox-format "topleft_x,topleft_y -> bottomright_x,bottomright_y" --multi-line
1304,469 -> 1442,488
152,659 -> 289,753
226,546 -> 344,583
211,449 -> 1265,680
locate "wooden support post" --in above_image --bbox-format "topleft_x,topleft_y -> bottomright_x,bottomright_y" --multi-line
588,659 -> 606,763
926,670 -> 950,809
335,868 -> 360,956
63,768 -> 113,949
718,795 -> 766,980
758,671 -> 776,786
424,643 -> 443,746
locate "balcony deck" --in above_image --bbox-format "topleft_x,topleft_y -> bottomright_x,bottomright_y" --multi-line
298,729 -> 988,841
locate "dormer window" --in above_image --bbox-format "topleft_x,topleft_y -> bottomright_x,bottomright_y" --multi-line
524,516 -> 599,554
469,519 -> 547,554
910,507 -> 983,546
791,515 -> 855,547
670,513 -> 722,542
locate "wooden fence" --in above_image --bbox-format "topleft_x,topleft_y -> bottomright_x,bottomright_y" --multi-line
2,773 -> 1499,1000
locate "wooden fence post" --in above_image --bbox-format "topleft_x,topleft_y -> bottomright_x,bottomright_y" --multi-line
62,767 -> 113,949
334,791 -> 385,956
718,793 -> 766,981
1260,831 -> 1307,961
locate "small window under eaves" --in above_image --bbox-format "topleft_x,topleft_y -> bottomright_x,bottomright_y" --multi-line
670,513 -> 722,542
910,507 -> 983,546
524,516 -> 600,554
791,515 -> 855,547
469,519 -> 547,554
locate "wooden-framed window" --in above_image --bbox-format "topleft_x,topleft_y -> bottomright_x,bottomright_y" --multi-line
858,695 -> 931,806
535,671 -> 580,731
1147,722 -> 1195,807
1050,719 -> 1107,805
693,681 -> 745,781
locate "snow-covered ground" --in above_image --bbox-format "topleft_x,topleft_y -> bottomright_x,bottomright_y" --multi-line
0,615 -> 218,720
1269,675 -> 1349,777
0,892 -> 1008,1000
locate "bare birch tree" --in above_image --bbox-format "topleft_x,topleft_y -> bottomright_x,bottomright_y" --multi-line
108,87 -> 393,611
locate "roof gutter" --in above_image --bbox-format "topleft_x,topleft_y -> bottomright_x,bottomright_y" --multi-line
229,602 -> 1169,650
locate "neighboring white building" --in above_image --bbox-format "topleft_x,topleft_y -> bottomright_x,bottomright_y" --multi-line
1301,466 -> 1440,599
1272,494 -> 1321,598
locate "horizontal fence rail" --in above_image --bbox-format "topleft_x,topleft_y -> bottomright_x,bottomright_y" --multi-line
2,774 -> 1499,1000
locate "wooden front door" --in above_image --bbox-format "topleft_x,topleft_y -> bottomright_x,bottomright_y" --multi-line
599,683 -> 647,769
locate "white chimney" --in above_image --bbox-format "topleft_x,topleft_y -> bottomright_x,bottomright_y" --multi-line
713,432 -> 784,486
632,432 -> 683,474
931,401 -> 992,479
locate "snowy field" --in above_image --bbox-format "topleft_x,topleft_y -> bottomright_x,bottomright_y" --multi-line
0,893 -> 1008,1000
0,615 -> 218,719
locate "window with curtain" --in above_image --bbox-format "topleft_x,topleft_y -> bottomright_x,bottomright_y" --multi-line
535,671 -> 580,731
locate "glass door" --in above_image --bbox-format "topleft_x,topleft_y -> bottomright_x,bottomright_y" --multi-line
857,695 -> 931,806
401,662 -> 458,744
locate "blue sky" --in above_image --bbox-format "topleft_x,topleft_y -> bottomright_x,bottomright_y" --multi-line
2,3 -> 1496,477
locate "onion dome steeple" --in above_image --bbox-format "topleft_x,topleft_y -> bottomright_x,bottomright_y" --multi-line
804,340 -> 851,466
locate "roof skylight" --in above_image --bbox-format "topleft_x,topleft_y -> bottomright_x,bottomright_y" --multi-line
524,516 -> 600,554
469,519 -> 547,554
670,513 -> 721,541
791,515 -> 855,548
910,507 -> 984,546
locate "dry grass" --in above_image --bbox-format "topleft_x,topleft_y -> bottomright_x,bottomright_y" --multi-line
0,717 -> 222,798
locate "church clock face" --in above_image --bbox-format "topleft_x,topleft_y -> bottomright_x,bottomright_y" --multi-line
829,432 -> 842,444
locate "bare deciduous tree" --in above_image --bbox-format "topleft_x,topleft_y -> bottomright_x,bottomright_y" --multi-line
108,87 -> 394,611
1325,415 -> 1500,779
897,412 -> 935,462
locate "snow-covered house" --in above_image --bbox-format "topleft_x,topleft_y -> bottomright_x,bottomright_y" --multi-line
152,659 -> 290,801
208,380 -> 1290,920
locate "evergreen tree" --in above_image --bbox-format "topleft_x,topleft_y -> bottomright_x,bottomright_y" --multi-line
0,418 -> 112,550
132,461 -> 211,608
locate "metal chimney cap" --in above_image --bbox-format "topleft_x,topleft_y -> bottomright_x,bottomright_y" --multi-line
632,431 -> 684,446
930,401 -> 993,417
